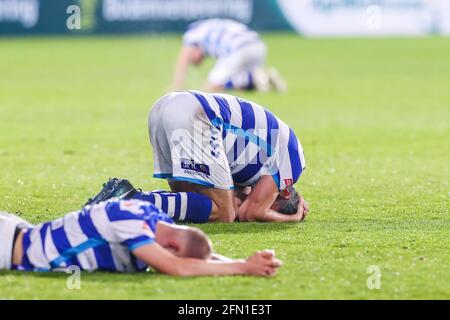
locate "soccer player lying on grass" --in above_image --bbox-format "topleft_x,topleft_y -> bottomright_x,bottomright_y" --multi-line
0,199 -> 281,276
171,19 -> 287,92
86,91 -> 309,223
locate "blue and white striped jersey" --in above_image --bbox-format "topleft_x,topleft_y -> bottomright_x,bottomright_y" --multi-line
16,200 -> 173,272
189,90 -> 306,191
183,19 -> 260,58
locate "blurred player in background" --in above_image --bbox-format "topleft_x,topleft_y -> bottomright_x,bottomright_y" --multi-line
0,199 -> 281,276
171,19 -> 287,92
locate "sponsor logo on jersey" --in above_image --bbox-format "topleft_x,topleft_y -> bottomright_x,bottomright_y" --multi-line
181,158 -> 211,176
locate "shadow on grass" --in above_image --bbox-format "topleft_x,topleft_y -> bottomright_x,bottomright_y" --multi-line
195,222 -> 301,235
0,269 -> 185,282
0,269 -> 243,284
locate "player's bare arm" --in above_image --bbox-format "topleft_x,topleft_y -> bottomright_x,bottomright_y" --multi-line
133,244 -> 282,277
171,46 -> 201,90
236,176 -> 308,223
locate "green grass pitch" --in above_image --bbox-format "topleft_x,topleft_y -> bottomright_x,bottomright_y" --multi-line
0,34 -> 448,299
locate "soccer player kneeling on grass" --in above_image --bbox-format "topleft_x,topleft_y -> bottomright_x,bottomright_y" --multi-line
0,200 -> 281,276
148,91 -> 309,223
171,19 -> 287,92
86,91 -> 309,223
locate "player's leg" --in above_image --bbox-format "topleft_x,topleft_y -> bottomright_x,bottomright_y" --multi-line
169,180 -> 234,223
207,53 -> 246,91
224,71 -> 257,91
236,41 -> 269,92
130,190 -> 215,223
245,41 -> 287,93
84,178 -> 215,223
241,41 -> 267,91
266,67 -> 288,93
223,41 -> 287,93
208,41 -> 272,92
85,178 -> 136,206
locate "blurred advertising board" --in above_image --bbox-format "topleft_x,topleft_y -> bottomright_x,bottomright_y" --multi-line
0,0 -> 449,36
0,0 -> 290,34
278,0 -> 450,36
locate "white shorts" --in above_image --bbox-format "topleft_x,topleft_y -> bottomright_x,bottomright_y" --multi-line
0,212 -> 32,270
148,92 -> 233,190
208,41 -> 267,86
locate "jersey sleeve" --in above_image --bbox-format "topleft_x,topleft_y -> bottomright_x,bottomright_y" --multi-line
116,220 -> 155,251
107,201 -> 156,251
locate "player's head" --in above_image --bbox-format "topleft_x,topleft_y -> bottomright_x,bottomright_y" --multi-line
156,223 -> 212,259
179,227 -> 212,259
270,186 -> 300,215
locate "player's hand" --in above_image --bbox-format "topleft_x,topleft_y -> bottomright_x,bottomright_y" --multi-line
291,196 -> 309,222
300,197 -> 309,220
244,250 -> 282,276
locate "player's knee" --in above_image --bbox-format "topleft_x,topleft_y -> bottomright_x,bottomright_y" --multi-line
218,213 -> 235,223
215,213 -> 235,223
210,202 -> 235,223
